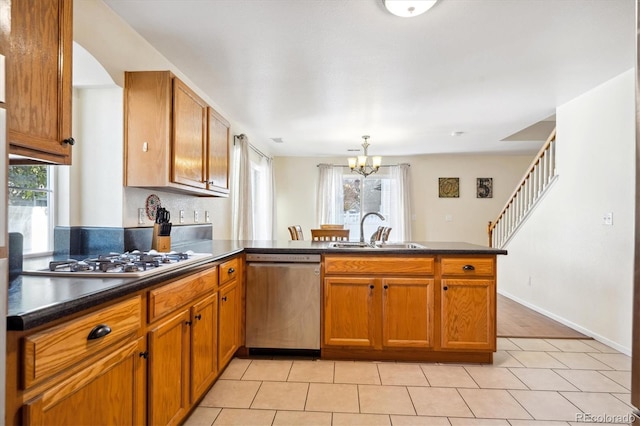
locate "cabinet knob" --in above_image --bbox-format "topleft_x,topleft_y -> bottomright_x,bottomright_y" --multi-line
383,285 -> 388,289
462,264 -> 475,271
87,324 -> 111,340
185,320 -> 192,326
443,286 -> 448,291
369,285 -> 374,289
63,137 -> 75,146
222,296 -> 228,302
195,314 -> 202,320
139,351 -> 149,359
228,267 -> 235,274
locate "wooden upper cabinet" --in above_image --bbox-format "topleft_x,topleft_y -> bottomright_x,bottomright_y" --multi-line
172,79 -> 207,190
206,107 -> 230,195
8,0 -> 74,165
124,70 -> 231,197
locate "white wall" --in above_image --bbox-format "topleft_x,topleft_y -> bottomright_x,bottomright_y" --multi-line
69,87 -> 123,227
274,154 -> 533,244
498,70 -> 635,353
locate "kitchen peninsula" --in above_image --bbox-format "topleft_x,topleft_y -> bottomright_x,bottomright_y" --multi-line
6,240 -> 505,426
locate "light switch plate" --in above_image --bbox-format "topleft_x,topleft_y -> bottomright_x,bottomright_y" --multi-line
205,211 -> 211,222
138,208 -> 145,225
194,211 -> 199,223
179,210 -> 185,223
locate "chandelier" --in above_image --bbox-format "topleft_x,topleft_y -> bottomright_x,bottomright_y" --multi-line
348,135 -> 382,178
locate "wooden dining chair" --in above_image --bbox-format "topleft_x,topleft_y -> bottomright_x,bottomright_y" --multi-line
320,224 -> 344,229
311,228 -> 350,241
288,225 -> 304,240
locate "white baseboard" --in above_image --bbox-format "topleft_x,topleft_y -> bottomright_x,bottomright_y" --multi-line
498,290 -> 631,356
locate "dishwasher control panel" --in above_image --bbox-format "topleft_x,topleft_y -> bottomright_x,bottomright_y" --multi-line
246,253 -> 321,263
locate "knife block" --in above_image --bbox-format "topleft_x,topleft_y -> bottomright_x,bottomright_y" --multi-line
151,224 -> 171,252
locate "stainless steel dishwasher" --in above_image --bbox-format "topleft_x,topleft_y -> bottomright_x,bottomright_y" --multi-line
245,253 -> 321,351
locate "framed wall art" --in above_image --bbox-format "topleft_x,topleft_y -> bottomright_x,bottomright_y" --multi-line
477,177 -> 493,198
439,177 -> 459,198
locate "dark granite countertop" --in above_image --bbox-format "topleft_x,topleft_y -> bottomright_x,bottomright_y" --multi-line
8,239 -> 505,331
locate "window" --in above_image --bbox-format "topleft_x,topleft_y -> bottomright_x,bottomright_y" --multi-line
8,165 -> 54,254
250,157 -> 273,240
318,163 -> 412,242
342,174 -> 390,241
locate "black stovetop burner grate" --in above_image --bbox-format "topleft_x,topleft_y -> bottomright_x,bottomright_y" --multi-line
48,251 -> 191,273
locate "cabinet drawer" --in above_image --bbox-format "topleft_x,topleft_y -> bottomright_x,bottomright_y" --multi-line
149,267 -> 217,322
23,296 -> 141,389
324,256 -> 434,275
219,257 -> 240,286
440,257 -> 494,276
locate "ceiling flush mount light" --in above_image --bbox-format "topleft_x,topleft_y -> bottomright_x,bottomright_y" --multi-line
348,135 -> 382,178
383,0 -> 437,18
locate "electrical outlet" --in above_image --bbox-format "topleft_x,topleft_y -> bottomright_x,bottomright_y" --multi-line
445,214 -> 453,222
179,210 -> 185,223
205,211 -> 211,222
194,211 -> 199,223
603,212 -> 613,226
138,208 -> 145,225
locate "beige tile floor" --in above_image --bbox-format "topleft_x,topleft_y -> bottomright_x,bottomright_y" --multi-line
184,338 -> 638,426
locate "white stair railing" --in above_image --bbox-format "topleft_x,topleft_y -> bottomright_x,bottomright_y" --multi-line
488,128 -> 557,248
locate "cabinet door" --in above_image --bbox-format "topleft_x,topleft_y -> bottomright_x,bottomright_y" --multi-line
172,78 -> 207,190
441,279 -> 495,350
382,278 -> 434,349
23,338 -> 145,426
206,107 -> 230,195
8,0 -> 73,164
323,277 -> 377,347
148,309 -> 190,426
218,281 -> 239,369
190,293 -> 218,404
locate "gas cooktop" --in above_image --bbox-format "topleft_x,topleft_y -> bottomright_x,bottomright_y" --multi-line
22,251 -> 214,278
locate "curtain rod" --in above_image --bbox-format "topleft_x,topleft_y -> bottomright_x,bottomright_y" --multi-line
316,163 -> 410,168
233,134 -> 271,160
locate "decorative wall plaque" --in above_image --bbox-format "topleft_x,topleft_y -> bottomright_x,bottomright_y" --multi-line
439,177 -> 459,198
477,177 -> 493,198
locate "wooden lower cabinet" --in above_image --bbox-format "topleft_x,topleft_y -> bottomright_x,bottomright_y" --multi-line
148,290 -> 221,425
382,277 -> 434,348
323,276 -> 434,350
8,257 -> 245,426
190,293 -> 218,403
441,278 -> 495,350
322,254 -> 496,363
148,309 -> 191,426
323,277 -> 377,347
218,280 -> 240,369
23,337 -> 146,426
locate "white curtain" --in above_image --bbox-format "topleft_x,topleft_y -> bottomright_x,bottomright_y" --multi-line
255,155 -> 276,240
316,164 -> 344,225
388,163 -> 412,241
231,134 -> 253,240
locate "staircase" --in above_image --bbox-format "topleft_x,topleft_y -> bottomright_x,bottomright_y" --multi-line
488,128 -> 557,248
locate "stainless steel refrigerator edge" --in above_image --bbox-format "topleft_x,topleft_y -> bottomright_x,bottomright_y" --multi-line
245,253 -> 321,350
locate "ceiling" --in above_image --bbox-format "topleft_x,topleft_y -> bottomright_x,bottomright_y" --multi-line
101,0 -> 635,158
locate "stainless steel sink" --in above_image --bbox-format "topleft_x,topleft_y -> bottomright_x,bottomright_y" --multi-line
374,243 -> 427,249
328,242 -> 426,249
328,242 -> 375,248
